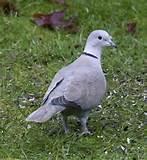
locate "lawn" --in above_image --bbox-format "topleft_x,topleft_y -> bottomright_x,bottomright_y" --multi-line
0,0 -> 146,159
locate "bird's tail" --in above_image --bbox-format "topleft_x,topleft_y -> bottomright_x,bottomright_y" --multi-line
26,104 -> 65,123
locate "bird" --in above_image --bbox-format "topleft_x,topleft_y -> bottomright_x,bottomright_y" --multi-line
26,30 -> 116,135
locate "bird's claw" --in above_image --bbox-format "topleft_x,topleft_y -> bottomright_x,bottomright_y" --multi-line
79,130 -> 93,136
64,129 -> 70,134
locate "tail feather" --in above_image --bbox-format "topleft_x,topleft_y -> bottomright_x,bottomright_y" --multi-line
26,104 -> 65,123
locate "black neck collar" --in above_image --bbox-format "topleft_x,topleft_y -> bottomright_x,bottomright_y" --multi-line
82,52 -> 98,59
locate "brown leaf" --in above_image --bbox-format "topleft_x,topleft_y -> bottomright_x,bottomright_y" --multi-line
32,10 -> 78,33
0,0 -> 18,15
126,22 -> 137,34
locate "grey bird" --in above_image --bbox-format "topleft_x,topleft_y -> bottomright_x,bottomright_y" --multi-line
26,30 -> 116,135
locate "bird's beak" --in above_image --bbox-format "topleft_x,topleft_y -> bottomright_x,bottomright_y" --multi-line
109,40 -> 117,48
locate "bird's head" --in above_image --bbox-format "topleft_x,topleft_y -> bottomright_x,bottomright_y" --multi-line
86,30 -> 116,49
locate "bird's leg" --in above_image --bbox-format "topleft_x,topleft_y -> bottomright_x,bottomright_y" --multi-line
61,115 -> 69,134
79,111 -> 91,135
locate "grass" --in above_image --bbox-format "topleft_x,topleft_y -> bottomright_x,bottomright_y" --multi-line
0,0 -> 146,159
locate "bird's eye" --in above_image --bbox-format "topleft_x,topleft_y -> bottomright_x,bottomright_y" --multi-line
98,36 -> 102,40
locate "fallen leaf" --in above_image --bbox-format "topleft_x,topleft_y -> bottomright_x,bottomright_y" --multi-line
74,44 -> 81,49
0,0 -> 18,15
126,22 -> 137,34
32,10 -> 78,33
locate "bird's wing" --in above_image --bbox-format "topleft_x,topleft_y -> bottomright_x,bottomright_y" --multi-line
50,68 -> 90,108
42,68 -> 66,105
51,95 -> 81,109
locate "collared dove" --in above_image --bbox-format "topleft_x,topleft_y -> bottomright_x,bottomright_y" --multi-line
26,30 -> 116,135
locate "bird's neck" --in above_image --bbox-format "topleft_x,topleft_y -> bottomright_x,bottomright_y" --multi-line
83,44 -> 102,60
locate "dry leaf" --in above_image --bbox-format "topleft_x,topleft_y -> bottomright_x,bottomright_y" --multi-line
32,10 -> 78,33
127,22 -> 137,34
0,0 -> 18,15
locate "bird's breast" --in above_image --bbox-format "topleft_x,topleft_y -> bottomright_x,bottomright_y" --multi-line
80,70 -> 106,110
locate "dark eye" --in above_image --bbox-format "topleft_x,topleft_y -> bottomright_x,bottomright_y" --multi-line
98,36 -> 102,40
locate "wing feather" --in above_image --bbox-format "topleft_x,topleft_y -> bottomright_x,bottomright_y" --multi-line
42,78 -> 64,105
51,96 -> 81,108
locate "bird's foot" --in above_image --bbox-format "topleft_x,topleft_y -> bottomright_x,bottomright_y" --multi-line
64,128 -> 70,134
79,130 -> 93,136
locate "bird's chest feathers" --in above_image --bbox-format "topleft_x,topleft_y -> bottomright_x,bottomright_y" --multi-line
86,71 -> 106,98
77,68 -> 106,109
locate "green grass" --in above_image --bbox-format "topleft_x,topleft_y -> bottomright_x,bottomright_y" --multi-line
0,0 -> 146,159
